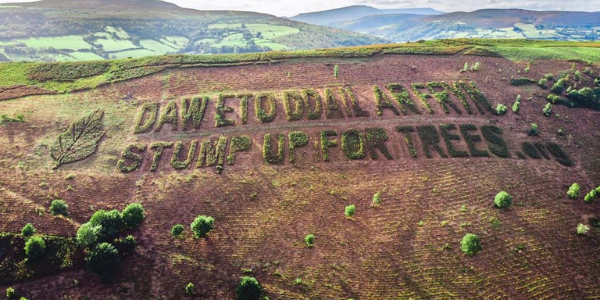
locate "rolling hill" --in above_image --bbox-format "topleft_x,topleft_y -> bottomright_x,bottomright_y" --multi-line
288,5 -> 443,26
0,39 -> 599,299
0,0 -> 385,62
294,8 -> 600,42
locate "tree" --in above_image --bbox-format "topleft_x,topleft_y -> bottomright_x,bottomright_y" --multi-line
494,191 -> 512,208
304,234 -> 315,247
567,183 -> 580,199
6,287 -> 15,298
543,103 -> 552,117
89,210 -> 123,242
495,104 -> 507,115
76,222 -> 100,248
236,276 -> 264,300
171,224 -> 184,237
460,233 -> 481,256
116,235 -> 137,256
21,223 -> 36,238
49,199 -> 69,216
122,203 -> 145,229
577,223 -> 590,235
185,282 -> 194,295
191,215 -> 215,238
345,204 -> 355,218
86,242 -> 121,278
24,236 -> 46,260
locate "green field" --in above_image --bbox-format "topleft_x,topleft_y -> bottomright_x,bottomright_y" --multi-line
96,38 -> 139,52
140,39 -> 178,53
20,35 -> 91,50
208,23 -> 300,39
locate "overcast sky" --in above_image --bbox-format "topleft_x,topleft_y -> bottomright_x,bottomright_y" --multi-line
1,0 -> 598,16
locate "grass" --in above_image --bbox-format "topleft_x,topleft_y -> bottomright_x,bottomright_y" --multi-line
19,35 -> 91,50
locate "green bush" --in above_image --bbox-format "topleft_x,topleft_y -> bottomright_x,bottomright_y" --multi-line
76,222 -> 100,248
304,234 -> 315,247
171,224 -> 184,237
577,223 -> 590,235
345,204 -> 356,218
186,282 -> 194,295
584,189 -> 597,203
122,203 -> 145,229
551,78 -> 565,94
528,123 -> 538,136
6,287 -> 15,298
495,104 -> 507,115
460,233 -> 482,256
372,191 -> 381,207
49,199 -> 69,216
21,223 -> 36,238
236,276 -> 264,300
86,242 -> 121,278
24,236 -> 46,260
89,210 -> 123,242
512,96 -> 520,113
191,215 -> 215,238
567,183 -> 580,199
543,103 -> 552,117
116,235 -> 137,256
334,65 -> 339,78
494,191 -> 512,208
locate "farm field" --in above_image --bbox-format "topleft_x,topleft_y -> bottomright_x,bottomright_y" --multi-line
0,40 -> 599,300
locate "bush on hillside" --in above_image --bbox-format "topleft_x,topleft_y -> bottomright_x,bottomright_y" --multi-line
76,222 -> 100,248
50,199 -> 69,216
236,276 -> 264,300
172,224 -> 184,237
567,183 -> 580,199
89,210 -> 123,242
122,203 -> 145,229
494,191 -> 512,208
24,236 -> 46,260
495,104 -> 507,115
304,234 -> 315,248
21,223 -> 36,238
345,204 -> 356,218
460,233 -> 481,256
191,215 -> 215,238
86,242 -> 121,278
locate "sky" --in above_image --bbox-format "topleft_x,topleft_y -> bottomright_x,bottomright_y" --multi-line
0,0 -> 598,16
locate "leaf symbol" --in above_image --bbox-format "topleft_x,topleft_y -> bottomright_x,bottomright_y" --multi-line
50,109 -> 106,167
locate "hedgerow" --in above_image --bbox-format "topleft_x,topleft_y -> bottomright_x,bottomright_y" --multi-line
215,94 -> 235,127
283,91 -> 304,121
411,83 -> 434,113
171,141 -> 198,169
546,142 -> 573,166
440,124 -> 469,158
365,128 -> 392,160
302,89 -> 323,119
522,142 -> 541,159
427,82 -> 463,114
481,125 -> 509,158
197,137 -> 227,168
459,124 -> 489,157
441,81 -> 472,114
255,93 -> 277,123
155,100 -> 178,132
343,87 -> 368,117
458,81 -> 494,114
27,61 -> 111,82
263,133 -> 285,164
396,126 -> 417,158
150,142 -> 173,171
133,103 -> 158,134
417,125 -> 447,158
373,86 -> 400,116
510,78 -> 537,86
534,142 -> 550,159
325,88 -> 345,119
341,129 -> 366,160
288,131 -> 308,163
386,83 -> 419,114
180,96 -> 209,130
239,94 -> 251,124
117,143 -> 146,172
320,130 -> 337,161
227,136 -> 252,165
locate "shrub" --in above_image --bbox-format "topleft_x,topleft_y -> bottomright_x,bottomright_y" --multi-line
86,242 -> 121,278
577,223 -> 590,235
345,204 -> 356,218
89,210 -> 123,242
186,282 -> 194,295
460,233 -> 482,255
6,287 -> 15,298
76,222 -> 100,248
304,234 -> 315,247
585,189 -> 597,203
494,191 -> 512,208
334,65 -> 339,78
24,236 -> 46,260
567,183 -> 580,199
538,78 -> 548,88
21,223 -> 36,238
236,276 -> 264,300
512,96 -> 520,113
191,215 -> 215,238
528,123 -> 538,136
495,104 -> 507,115
471,62 -> 480,71
122,203 -> 145,229
116,235 -> 137,256
372,191 -> 381,207
171,224 -> 184,237
551,79 -> 565,94
50,199 -> 69,216
542,103 -> 552,117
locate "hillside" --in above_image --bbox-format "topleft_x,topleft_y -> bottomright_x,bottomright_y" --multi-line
0,0 -> 385,62
288,5 -> 443,26
0,40 -> 599,299
296,8 -> 600,42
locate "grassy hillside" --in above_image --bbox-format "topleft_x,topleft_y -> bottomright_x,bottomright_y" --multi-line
0,0 -> 385,62
0,39 -> 599,300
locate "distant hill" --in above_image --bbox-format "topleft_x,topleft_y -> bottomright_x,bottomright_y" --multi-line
294,8 -> 600,42
0,0 -> 386,62
289,5 -> 443,26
